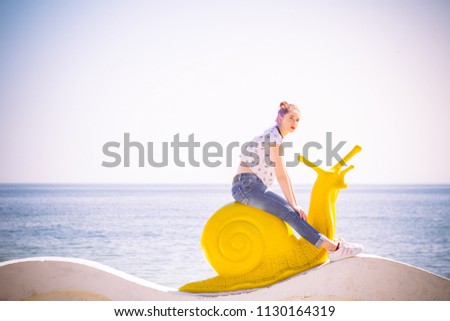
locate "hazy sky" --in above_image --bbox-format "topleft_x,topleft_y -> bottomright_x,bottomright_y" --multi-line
1,0 -> 449,184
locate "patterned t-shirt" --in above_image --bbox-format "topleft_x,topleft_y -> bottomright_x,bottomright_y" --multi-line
240,126 -> 284,186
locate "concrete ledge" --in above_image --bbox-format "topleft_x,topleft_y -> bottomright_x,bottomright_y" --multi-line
1,255 -> 449,301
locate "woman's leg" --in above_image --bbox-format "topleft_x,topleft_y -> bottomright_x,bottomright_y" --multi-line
231,174 -> 364,260
249,187 -> 329,248
232,174 -> 327,248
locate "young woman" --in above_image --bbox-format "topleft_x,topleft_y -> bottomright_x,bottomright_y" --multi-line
231,101 -> 363,261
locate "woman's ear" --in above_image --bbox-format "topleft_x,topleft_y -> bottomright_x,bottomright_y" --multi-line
276,115 -> 282,125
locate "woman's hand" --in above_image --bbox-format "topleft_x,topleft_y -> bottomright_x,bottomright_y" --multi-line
292,205 -> 308,221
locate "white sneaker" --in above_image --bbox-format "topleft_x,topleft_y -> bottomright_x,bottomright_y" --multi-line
328,240 -> 364,262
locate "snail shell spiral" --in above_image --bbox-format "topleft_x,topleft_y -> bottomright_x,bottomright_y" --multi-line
201,202 -> 297,276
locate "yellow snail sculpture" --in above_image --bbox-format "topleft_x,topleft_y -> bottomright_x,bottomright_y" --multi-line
180,145 -> 362,293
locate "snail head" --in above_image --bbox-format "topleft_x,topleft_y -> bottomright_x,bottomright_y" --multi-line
298,145 -> 362,190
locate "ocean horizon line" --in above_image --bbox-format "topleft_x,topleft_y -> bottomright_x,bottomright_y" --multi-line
1,182 -> 449,187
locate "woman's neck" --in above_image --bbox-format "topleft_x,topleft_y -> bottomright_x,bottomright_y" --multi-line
276,125 -> 287,138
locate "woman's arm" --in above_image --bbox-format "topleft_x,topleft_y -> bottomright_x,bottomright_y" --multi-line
271,144 -> 308,220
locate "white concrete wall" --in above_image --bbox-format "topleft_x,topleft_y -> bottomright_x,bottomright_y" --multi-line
0,255 -> 448,301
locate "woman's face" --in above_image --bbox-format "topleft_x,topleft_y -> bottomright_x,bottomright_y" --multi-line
278,110 -> 300,134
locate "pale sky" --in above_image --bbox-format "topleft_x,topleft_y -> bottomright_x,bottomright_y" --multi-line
1,0 -> 449,184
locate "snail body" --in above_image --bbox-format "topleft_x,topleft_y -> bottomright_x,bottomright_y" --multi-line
180,145 -> 362,293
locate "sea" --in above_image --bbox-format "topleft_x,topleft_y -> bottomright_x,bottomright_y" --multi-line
0,184 -> 449,289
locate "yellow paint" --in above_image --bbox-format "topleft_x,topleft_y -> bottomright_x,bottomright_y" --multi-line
180,145 -> 362,293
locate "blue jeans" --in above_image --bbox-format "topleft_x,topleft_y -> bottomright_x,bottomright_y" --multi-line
231,173 -> 325,248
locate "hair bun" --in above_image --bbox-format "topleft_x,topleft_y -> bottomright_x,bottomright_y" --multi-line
279,101 -> 289,109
